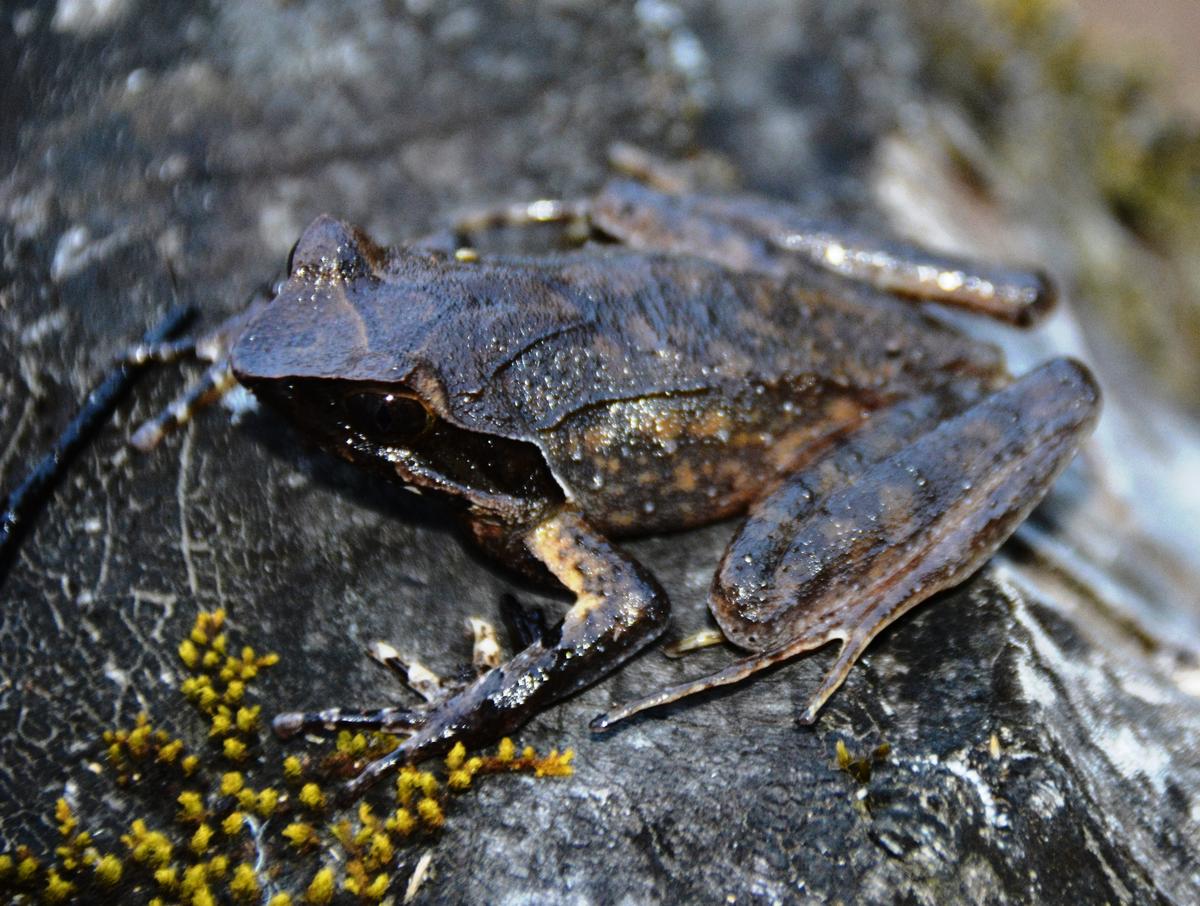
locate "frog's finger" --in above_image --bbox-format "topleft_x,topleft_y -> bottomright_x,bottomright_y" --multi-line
272,705 -> 425,739
129,361 -> 238,451
340,509 -> 669,799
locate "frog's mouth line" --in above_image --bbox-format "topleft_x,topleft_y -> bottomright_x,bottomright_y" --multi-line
243,375 -> 565,522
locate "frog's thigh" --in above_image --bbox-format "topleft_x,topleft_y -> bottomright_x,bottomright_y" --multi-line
594,358 -> 1099,729
340,509 -> 668,797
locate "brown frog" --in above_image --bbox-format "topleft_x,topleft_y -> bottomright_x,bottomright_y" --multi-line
133,173 -> 1100,798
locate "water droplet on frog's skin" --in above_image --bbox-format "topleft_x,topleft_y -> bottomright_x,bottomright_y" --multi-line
591,474 -> 604,490
743,554 -> 753,564
643,501 -> 656,514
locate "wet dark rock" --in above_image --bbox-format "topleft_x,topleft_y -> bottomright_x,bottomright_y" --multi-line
2,2 -> 1198,903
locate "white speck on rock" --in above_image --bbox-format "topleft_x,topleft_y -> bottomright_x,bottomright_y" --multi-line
1100,725 -> 1169,795
52,0 -> 132,36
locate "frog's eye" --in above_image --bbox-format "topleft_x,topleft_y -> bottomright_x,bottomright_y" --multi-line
345,390 -> 433,442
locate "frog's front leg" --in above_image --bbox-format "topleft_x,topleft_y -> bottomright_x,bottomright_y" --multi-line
594,358 -> 1100,730
295,509 -> 667,799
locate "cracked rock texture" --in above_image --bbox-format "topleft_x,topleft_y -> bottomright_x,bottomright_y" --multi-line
2,1 -> 1199,903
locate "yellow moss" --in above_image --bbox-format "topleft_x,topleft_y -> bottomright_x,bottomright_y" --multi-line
330,820 -> 353,848
534,748 -> 574,777
416,797 -> 444,829
124,821 -> 173,867
0,854 -> 14,879
190,824 -> 213,855
282,823 -> 319,850
220,772 -> 245,796
236,789 -> 257,811
497,737 -> 516,762
18,855 -> 40,882
193,887 -> 217,906
396,767 -> 419,805
229,862 -> 260,902
221,812 -> 245,836
209,711 -> 233,736
305,866 -> 336,904
44,868 -> 75,903
386,808 -> 415,836
207,854 -> 229,878
211,633 -> 227,655
447,769 -> 473,791
298,783 -> 325,810
268,894 -> 293,906
201,650 -> 222,670
336,731 -> 367,756
366,831 -> 393,867
54,799 -> 76,836
445,741 -> 467,771
417,772 -> 438,798
94,853 -> 123,886
182,754 -> 200,776
283,756 -> 303,780
128,723 -> 153,758
197,686 -> 220,711
363,873 -> 390,900
836,739 -> 851,770
256,788 -> 280,817
223,737 -> 248,761
235,706 -> 260,733
179,639 -> 200,668
153,866 -> 178,890
224,680 -> 245,704
259,652 -> 280,667
181,862 -> 209,895
158,738 -> 184,763
178,790 -> 206,822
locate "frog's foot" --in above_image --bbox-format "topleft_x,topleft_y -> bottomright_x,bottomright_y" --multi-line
772,223 -> 1057,326
595,358 -> 1101,731
312,509 -> 669,800
662,627 -> 725,659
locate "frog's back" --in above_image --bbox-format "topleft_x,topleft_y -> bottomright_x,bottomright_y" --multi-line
234,218 -> 1004,534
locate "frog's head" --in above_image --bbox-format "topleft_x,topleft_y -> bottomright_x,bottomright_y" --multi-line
231,216 -> 562,522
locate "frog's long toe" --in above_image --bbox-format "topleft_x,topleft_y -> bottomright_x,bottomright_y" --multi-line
271,705 -> 426,740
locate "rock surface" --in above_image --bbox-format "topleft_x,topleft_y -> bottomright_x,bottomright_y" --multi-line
2,1 -> 1199,903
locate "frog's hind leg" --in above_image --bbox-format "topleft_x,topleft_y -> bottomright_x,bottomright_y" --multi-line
330,508 -> 669,799
595,358 -> 1101,730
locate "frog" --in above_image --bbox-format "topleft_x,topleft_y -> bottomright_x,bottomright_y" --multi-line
129,169 -> 1100,799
